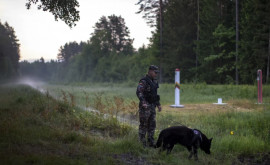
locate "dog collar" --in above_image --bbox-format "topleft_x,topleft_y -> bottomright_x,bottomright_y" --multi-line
193,129 -> 203,141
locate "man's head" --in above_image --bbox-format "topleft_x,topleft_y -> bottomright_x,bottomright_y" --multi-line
148,65 -> 159,79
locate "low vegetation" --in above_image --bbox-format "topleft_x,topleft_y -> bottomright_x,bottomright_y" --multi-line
0,83 -> 269,164
0,85 -> 137,164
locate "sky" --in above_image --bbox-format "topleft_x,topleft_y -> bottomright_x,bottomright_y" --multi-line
0,0 -> 153,61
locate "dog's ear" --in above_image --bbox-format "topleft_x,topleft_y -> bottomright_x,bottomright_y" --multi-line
209,138 -> 213,142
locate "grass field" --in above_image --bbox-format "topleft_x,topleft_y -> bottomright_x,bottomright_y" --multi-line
41,82 -> 270,105
0,82 -> 270,164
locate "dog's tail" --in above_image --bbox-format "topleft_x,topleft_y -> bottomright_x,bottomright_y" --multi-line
155,130 -> 164,148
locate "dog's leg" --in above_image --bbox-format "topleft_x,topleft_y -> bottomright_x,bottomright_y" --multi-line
166,144 -> 170,154
194,147 -> 198,161
166,143 -> 174,154
187,146 -> 193,159
193,141 -> 200,161
162,142 -> 167,152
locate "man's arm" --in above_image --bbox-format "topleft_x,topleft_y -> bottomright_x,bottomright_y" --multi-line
156,96 -> 162,112
136,80 -> 148,108
155,81 -> 161,112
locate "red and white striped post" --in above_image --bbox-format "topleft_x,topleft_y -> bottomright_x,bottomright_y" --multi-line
170,68 -> 184,108
257,70 -> 263,104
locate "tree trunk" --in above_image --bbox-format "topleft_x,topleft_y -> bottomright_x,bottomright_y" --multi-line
235,0 -> 239,85
267,28 -> 270,83
219,0 -> 223,20
196,0 -> 200,82
159,0 -> 163,83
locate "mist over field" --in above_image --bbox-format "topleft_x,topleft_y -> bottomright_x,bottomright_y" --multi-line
17,78 -> 46,90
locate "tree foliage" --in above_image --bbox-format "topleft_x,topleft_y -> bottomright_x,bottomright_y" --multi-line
239,0 -> 270,83
155,0 -> 198,82
20,58 -> 58,81
136,0 -> 168,27
90,15 -> 134,56
57,41 -> 85,62
0,21 -> 20,81
26,0 -> 80,28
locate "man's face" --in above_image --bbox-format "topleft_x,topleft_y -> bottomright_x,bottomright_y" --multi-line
149,70 -> 158,79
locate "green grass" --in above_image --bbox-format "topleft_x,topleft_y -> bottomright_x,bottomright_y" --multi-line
1,83 -> 270,164
156,109 -> 270,153
160,83 -> 270,104
43,83 -> 270,106
0,85 -> 136,164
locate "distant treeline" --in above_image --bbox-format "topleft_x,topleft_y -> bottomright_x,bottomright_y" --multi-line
2,0 -> 270,84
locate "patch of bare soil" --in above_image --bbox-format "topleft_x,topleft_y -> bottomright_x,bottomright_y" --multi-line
112,153 -> 153,165
236,153 -> 270,165
164,102 -> 256,114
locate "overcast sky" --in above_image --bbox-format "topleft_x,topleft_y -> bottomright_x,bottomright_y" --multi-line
0,0 -> 153,61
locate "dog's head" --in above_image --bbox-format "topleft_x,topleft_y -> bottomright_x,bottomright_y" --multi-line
201,137 -> 212,154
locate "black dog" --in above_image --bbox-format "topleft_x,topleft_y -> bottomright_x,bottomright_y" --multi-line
155,126 -> 212,160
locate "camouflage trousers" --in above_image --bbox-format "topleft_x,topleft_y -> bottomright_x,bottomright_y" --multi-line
138,104 -> 156,147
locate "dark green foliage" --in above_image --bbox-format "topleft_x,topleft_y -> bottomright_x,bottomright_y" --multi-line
0,21 -> 20,81
155,0 -> 198,82
189,0 -> 236,83
202,24 -> 235,84
239,0 -> 270,84
26,0 -> 80,28
57,41 -> 85,62
136,0 -> 168,27
19,58 -> 58,81
90,15 -> 134,56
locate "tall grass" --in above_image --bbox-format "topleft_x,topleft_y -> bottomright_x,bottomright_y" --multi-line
160,83 -> 270,104
1,83 -> 270,164
0,85 -> 134,164
45,83 -> 270,156
44,83 -> 270,106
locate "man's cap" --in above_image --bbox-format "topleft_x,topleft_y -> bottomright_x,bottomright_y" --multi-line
149,65 -> 159,73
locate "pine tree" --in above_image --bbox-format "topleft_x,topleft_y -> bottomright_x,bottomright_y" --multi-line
240,0 -> 270,83
0,21 -> 20,80
198,0 -> 235,83
57,41 -> 84,62
90,15 -> 134,56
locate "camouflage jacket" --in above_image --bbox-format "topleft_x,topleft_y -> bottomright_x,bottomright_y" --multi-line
136,75 -> 160,107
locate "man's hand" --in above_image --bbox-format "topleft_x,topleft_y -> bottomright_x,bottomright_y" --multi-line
142,103 -> 148,109
158,105 -> 162,112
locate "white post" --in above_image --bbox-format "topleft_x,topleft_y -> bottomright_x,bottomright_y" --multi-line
170,68 -> 184,108
213,97 -> 227,105
175,69 -> 180,105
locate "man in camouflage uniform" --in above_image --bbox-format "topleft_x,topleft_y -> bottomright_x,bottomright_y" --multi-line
136,65 -> 162,147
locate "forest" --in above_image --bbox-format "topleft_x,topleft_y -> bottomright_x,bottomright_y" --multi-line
1,0 -> 270,84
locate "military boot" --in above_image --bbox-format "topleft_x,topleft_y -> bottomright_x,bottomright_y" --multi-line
148,140 -> 155,148
139,135 -> 147,148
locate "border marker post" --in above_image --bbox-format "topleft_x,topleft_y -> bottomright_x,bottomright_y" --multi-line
213,98 -> 227,105
170,68 -> 184,108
